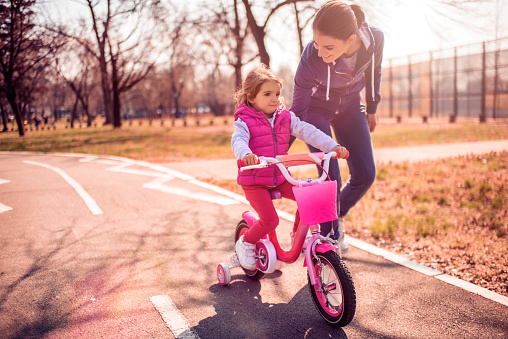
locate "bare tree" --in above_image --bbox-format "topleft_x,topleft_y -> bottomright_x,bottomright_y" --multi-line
209,0 -> 252,90
54,41 -> 97,127
53,0 -> 165,128
0,0 -> 62,136
241,0 -> 315,67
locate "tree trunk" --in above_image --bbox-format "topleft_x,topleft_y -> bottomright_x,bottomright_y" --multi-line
242,0 -> 270,67
111,56 -> 122,128
233,0 -> 243,90
6,89 -> 25,136
98,55 -> 113,124
1,104 -> 9,132
70,96 -> 79,128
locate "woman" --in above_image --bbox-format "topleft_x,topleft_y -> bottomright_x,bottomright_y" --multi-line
290,1 -> 384,252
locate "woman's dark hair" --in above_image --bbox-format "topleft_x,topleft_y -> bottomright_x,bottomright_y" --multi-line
312,1 -> 365,40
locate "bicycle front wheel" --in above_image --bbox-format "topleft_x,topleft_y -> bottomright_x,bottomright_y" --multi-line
308,251 -> 356,327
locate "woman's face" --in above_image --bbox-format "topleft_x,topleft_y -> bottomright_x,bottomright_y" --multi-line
313,30 -> 356,63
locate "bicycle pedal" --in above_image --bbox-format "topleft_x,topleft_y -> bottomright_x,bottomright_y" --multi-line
229,253 -> 240,268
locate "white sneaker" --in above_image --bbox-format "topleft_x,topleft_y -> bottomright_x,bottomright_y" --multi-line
337,217 -> 349,253
291,231 -> 312,250
235,236 -> 256,270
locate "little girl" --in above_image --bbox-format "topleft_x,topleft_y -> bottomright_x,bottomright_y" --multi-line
231,65 -> 348,270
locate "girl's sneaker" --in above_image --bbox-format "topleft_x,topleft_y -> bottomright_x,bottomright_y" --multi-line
235,235 -> 256,270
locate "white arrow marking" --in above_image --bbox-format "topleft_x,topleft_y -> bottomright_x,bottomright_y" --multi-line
0,179 -> 13,213
101,160 -> 239,206
23,161 -> 103,215
143,177 -> 239,206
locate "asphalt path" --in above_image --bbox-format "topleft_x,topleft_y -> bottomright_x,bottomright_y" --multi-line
0,150 -> 507,339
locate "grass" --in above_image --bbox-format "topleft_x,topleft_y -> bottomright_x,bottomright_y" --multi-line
1,117 -> 507,162
346,151 -> 507,296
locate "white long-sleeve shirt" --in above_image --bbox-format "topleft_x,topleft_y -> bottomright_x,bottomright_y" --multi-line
231,110 -> 339,160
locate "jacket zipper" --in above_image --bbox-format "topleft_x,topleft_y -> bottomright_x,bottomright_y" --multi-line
271,114 -> 278,186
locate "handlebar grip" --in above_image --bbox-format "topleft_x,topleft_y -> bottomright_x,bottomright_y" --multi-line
331,150 -> 349,159
237,157 -> 261,169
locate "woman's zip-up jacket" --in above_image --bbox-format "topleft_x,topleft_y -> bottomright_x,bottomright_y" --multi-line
291,22 -> 384,117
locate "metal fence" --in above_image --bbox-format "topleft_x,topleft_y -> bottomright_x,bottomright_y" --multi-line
378,36 -> 508,120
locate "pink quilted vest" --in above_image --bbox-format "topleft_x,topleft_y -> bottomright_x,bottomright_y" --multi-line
235,103 -> 291,187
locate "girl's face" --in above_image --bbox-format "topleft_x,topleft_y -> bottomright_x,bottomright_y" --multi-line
313,30 -> 356,63
248,80 -> 281,116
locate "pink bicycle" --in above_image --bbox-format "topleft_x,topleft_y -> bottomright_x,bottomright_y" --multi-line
217,151 -> 356,327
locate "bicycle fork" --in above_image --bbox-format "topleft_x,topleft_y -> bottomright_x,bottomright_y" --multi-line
304,235 -> 339,289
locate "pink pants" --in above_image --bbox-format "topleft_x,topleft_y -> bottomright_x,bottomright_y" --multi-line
242,180 -> 300,244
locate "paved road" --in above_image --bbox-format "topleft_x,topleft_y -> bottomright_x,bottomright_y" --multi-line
0,147 -> 507,338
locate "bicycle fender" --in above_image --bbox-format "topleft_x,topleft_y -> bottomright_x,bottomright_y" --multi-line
242,211 -> 258,227
303,243 -> 338,267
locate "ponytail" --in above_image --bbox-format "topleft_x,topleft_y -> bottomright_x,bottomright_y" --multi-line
312,1 -> 366,40
350,3 -> 365,28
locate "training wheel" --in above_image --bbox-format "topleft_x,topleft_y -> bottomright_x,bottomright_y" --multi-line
217,263 -> 231,286
256,239 -> 277,273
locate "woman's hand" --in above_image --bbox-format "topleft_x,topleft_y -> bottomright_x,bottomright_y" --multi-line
367,113 -> 377,132
331,145 -> 349,159
242,153 -> 259,166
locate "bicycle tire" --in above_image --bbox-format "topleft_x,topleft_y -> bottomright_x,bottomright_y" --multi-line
235,220 -> 265,280
307,251 -> 356,327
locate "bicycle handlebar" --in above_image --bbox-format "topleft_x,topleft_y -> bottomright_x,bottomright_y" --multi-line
239,151 -> 346,186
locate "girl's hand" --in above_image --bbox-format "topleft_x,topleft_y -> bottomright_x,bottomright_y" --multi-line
242,154 -> 259,166
331,145 -> 349,159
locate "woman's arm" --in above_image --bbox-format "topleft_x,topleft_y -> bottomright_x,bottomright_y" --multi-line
290,44 -> 317,120
364,27 -> 384,115
289,111 -> 338,152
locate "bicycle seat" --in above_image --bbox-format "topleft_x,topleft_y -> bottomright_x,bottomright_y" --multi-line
269,190 -> 282,200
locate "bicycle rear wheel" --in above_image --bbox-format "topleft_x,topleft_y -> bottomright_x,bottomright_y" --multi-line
308,251 -> 356,327
235,220 -> 265,280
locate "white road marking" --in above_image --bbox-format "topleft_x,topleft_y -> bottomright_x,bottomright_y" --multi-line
435,273 -> 508,307
0,203 -> 13,213
23,161 -> 103,215
99,159 -> 239,206
348,237 -> 508,307
150,295 -> 200,339
0,179 -> 12,213
143,177 -> 239,205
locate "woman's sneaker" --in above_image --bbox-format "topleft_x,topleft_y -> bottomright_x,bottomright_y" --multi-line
235,235 -> 256,270
337,217 -> 349,253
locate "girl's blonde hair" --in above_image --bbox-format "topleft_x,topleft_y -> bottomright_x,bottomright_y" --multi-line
234,64 -> 282,110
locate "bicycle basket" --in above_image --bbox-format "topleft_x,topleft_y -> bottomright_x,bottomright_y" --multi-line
292,180 -> 338,226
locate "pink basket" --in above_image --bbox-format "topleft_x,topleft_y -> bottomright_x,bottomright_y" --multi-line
292,180 -> 338,226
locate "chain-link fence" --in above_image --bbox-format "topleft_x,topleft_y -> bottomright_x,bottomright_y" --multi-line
378,37 -> 508,121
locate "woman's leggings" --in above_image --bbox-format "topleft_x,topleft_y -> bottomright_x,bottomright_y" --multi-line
242,180 -> 300,244
302,94 -> 376,239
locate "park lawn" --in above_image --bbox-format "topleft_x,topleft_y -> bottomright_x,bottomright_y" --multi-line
1,117 -> 507,162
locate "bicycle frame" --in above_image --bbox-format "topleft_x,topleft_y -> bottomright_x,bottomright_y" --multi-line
240,151 -> 342,285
